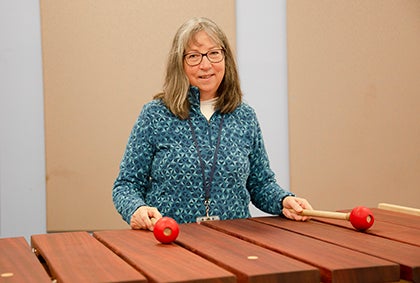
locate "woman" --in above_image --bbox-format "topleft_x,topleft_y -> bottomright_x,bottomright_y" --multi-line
113,17 -> 312,230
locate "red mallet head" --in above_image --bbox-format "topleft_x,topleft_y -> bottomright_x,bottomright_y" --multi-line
153,217 -> 180,244
349,206 -> 374,231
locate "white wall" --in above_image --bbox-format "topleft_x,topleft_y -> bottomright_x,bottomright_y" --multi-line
0,0 -> 46,240
237,0 -> 289,216
0,0 -> 287,238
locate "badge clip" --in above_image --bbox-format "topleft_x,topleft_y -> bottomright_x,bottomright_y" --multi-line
196,215 -> 220,223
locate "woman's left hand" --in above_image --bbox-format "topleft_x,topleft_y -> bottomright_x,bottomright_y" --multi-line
282,196 -> 313,221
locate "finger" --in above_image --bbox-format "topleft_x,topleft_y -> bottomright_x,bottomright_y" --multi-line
288,197 -> 305,213
294,197 -> 314,212
130,217 -> 142,230
137,212 -> 153,230
130,206 -> 163,230
282,207 -> 309,222
144,207 -> 162,231
147,207 -> 163,221
283,207 -> 299,219
282,207 -> 292,219
130,207 -> 149,230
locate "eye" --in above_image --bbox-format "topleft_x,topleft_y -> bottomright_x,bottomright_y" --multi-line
208,50 -> 221,56
186,53 -> 200,59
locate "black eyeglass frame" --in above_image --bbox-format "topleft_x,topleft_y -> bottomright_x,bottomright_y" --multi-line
183,48 -> 225,66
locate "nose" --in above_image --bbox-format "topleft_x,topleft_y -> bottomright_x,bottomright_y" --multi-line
199,55 -> 212,68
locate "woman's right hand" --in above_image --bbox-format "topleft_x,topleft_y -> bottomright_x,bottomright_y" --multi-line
130,206 -> 162,231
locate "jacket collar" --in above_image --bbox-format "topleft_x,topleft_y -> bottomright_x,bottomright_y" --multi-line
188,86 -> 222,118
188,86 -> 201,110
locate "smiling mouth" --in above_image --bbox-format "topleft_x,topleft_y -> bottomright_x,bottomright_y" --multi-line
199,74 -> 213,79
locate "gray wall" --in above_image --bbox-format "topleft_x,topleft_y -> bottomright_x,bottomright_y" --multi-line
237,0 -> 289,217
0,0 -> 46,240
0,0 -> 288,239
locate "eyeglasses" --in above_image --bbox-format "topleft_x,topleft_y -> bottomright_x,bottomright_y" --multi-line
184,49 -> 225,66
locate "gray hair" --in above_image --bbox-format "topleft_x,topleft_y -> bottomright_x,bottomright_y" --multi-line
154,17 -> 242,119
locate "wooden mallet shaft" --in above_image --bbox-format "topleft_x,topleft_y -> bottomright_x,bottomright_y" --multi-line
299,209 -> 350,220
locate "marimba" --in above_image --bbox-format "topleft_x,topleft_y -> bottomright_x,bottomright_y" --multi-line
1,208 -> 419,283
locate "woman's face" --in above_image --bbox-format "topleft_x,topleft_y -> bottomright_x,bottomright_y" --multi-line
183,31 -> 225,100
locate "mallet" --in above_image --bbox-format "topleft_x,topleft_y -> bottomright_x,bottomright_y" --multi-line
299,206 -> 374,231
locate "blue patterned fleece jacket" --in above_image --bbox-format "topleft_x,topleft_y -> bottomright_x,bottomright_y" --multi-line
113,87 -> 294,224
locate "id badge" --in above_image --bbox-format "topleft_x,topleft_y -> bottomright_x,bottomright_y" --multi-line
196,215 -> 220,223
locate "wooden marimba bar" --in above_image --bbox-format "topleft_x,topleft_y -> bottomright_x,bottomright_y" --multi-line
0,208 -> 419,283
